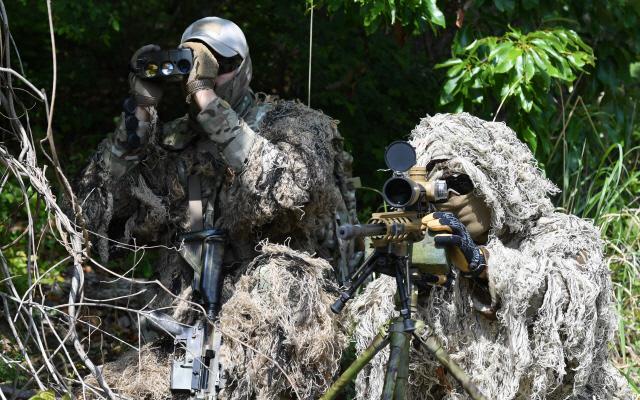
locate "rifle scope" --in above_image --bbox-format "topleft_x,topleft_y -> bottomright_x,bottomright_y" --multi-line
383,177 -> 448,208
382,141 -> 448,208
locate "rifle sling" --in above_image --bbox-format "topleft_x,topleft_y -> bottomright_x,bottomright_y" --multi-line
188,174 -> 204,232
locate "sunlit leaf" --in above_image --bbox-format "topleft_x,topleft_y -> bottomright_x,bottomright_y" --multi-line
493,46 -> 522,73
426,0 -> 446,28
435,58 -> 463,69
522,126 -> 537,153
29,391 -> 56,400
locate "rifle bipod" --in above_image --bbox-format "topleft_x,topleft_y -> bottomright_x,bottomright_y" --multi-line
321,250 -> 488,400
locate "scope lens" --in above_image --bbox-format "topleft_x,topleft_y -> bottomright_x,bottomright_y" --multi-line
177,59 -> 191,74
144,63 -> 158,78
383,177 -> 415,208
161,62 -> 174,76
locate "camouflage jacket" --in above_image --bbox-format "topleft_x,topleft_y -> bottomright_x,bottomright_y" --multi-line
75,91 -> 357,282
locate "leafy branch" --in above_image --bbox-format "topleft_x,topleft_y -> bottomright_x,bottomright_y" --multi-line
435,27 -> 594,153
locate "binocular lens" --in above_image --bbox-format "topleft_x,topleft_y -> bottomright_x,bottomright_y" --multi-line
161,62 -> 174,76
177,59 -> 191,74
144,63 -> 159,78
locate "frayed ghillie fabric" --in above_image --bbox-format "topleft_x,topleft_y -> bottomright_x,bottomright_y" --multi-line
218,242 -> 346,400
410,113 -> 559,237
349,113 -> 633,399
83,344 -> 172,400
346,276 -> 397,399
218,100 -> 344,247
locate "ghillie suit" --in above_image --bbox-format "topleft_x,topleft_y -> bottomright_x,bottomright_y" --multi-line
349,113 -> 633,400
73,96 -> 352,399
219,243 -> 345,400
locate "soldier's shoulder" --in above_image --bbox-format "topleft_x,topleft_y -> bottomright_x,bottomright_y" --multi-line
533,212 -> 600,237
525,211 -> 604,261
258,98 -> 342,143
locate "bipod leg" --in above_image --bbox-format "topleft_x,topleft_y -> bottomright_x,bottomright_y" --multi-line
319,331 -> 390,400
382,319 -> 411,400
413,332 -> 488,400
394,257 -> 415,332
394,328 -> 410,400
331,251 -> 380,314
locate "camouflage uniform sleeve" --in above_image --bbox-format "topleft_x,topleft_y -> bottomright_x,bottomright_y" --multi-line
196,97 -> 258,172
197,99 -> 342,240
73,107 -> 159,261
103,108 -> 157,179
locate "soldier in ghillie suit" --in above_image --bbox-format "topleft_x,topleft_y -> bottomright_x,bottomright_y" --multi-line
349,113 -> 633,399
74,17 -> 354,400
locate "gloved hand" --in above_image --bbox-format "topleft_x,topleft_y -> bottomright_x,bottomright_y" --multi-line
129,44 -> 164,106
435,191 -> 492,243
422,211 -> 488,278
180,41 -> 219,101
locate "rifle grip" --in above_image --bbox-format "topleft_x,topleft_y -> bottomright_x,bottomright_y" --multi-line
331,293 -> 350,314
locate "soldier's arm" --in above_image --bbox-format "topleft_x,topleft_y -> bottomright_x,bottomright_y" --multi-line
73,101 -> 160,262
102,102 -> 157,179
193,88 -> 259,171
194,91 -> 341,236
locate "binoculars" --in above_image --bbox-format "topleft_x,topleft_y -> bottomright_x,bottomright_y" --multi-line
134,48 -> 193,81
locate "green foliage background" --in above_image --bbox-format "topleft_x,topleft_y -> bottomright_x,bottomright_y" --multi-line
1,0 -> 638,392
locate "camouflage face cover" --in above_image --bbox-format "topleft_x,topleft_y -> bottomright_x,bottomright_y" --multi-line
181,17 -> 252,109
214,54 -> 252,109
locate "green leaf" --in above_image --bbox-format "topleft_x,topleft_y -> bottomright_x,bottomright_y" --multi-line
426,0 -> 446,28
523,53 -> 535,81
493,46 -> 522,73
630,62 -> 640,79
434,58 -> 463,69
529,48 -> 561,79
464,39 -> 480,52
566,53 -> 585,69
494,0 -> 515,12
446,62 -> 466,77
518,85 -> 534,112
29,391 -> 56,400
522,126 -> 538,153
515,54 -> 524,80
440,75 -> 462,105
109,15 -> 120,32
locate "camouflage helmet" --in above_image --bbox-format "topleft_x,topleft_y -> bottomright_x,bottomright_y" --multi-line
180,17 -> 248,59
181,17 -> 252,109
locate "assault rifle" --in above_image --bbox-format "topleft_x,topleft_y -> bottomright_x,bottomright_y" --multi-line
322,141 -> 487,400
147,229 -> 226,400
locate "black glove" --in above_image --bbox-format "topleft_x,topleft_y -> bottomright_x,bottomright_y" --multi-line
422,211 -> 487,278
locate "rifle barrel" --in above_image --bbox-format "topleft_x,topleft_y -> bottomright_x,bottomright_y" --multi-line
337,223 -> 386,240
